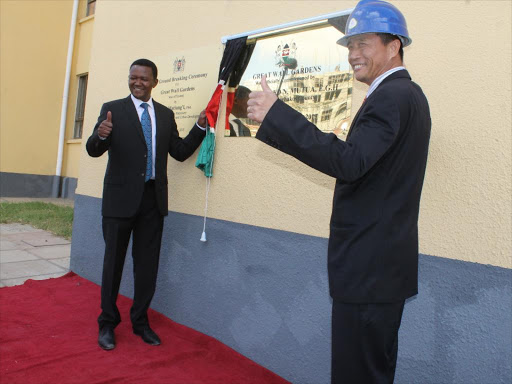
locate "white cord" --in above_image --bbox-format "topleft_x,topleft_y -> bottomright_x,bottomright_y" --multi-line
200,84 -> 222,242
201,169 -> 211,242
200,129 -> 216,242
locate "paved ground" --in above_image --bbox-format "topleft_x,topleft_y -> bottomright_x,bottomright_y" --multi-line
0,223 -> 71,287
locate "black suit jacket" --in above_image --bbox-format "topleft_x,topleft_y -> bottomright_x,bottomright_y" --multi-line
86,96 -> 205,218
256,70 -> 431,302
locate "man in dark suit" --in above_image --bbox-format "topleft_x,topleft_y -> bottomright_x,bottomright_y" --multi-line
229,86 -> 252,137
247,1 -> 431,382
86,59 -> 206,351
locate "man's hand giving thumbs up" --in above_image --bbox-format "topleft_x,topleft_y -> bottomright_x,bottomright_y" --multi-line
247,75 -> 278,123
98,111 -> 113,138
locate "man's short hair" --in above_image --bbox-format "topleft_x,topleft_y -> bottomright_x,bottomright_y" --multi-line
130,59 -> 158,80
235,85 -> 251,100
376,33 -> 404,61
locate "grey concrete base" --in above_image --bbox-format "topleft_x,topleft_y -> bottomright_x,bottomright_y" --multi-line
1,172 -> 54,197
61,177 -> 77,199
51,175 -> 61,198
0,172 -> 77,199
71,194 -> 512,384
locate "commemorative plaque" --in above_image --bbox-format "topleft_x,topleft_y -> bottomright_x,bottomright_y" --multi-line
154,46 -> 220,134
233,25 -> 353,138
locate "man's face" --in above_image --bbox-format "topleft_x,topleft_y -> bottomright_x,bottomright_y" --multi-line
232,95 -> 249,118
128,65 -> 158,102
347,34 -> 398,86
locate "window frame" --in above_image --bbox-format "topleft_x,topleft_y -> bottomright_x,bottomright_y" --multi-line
86,0 -> 96,17
73,73 -> 88,139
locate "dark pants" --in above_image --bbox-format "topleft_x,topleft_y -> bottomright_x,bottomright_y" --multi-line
98,180 -> 164,332
331,300 -> 405,384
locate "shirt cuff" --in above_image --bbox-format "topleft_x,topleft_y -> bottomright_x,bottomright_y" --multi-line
195,122 -> 206,131
98,132 -> 107,140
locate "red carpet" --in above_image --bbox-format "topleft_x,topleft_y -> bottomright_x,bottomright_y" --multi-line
0,273 -> 289,384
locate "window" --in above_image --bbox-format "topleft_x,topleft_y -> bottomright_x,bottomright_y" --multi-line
74,74 -> 88,139
335,102 -> 347,117
86,0 -> 96,16
314,78 -> 324,88
328,74 -> 345,85
321,109 -> 332,122
325,89 -> 342,101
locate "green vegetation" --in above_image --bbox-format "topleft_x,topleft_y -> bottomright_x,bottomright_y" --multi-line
0,202 -> 73,239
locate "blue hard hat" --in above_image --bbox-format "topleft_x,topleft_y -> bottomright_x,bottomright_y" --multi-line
337,0 -> 412,47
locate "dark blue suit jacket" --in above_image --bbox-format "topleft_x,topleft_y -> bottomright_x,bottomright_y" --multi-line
256,70 -> 431,302
86,96 -> 205,218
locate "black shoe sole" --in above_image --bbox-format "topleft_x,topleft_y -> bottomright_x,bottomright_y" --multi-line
99,343 -> 115,350
133,330 -> 161,346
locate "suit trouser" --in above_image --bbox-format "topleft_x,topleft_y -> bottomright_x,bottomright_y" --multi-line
98,180 -> 164,332
331,300 -> 405,384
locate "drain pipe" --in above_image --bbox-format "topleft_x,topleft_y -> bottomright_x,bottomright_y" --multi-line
52,0 -> 79,198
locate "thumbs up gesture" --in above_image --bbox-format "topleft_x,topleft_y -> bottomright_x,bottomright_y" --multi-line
247,75 -> 277,123
98,111 -> 113,138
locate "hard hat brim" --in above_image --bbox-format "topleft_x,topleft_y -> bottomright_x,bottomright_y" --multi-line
337,33 -> 412,47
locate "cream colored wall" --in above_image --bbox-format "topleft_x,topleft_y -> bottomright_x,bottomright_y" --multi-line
406,1 -> 511,268
0,0 -> 72,176
76,1 -> 511,268
62,0 -> 95,179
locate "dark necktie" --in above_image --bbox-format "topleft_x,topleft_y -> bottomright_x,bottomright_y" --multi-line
140,103 -> 152,181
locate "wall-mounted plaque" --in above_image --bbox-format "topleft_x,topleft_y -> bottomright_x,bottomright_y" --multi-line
154,46 -> 220,134
229,26 -> 353,138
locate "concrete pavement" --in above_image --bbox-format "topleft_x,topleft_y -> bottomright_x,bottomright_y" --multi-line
0,223 -> 71,287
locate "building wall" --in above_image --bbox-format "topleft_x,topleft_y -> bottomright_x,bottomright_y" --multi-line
0,0 -> 72,176
0,0 -> 93,197
71,1 -> 511,383
62,2 -> 95,181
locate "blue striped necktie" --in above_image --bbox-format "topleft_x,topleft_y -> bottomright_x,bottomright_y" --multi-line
140,103 -> 152,181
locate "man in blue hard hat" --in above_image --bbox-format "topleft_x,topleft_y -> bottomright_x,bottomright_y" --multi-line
248,0 -> 431,382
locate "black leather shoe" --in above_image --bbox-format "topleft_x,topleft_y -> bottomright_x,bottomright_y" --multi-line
98,327 -> 115,350
133,326 -> 161,346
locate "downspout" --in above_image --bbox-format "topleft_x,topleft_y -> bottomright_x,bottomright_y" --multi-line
52,0 -> 79,197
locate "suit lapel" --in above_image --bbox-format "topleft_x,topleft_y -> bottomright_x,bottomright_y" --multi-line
153,101 -> 164,158
346,69 -> 411,140
123,96 -> 146,146
346,102 -> 365,139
